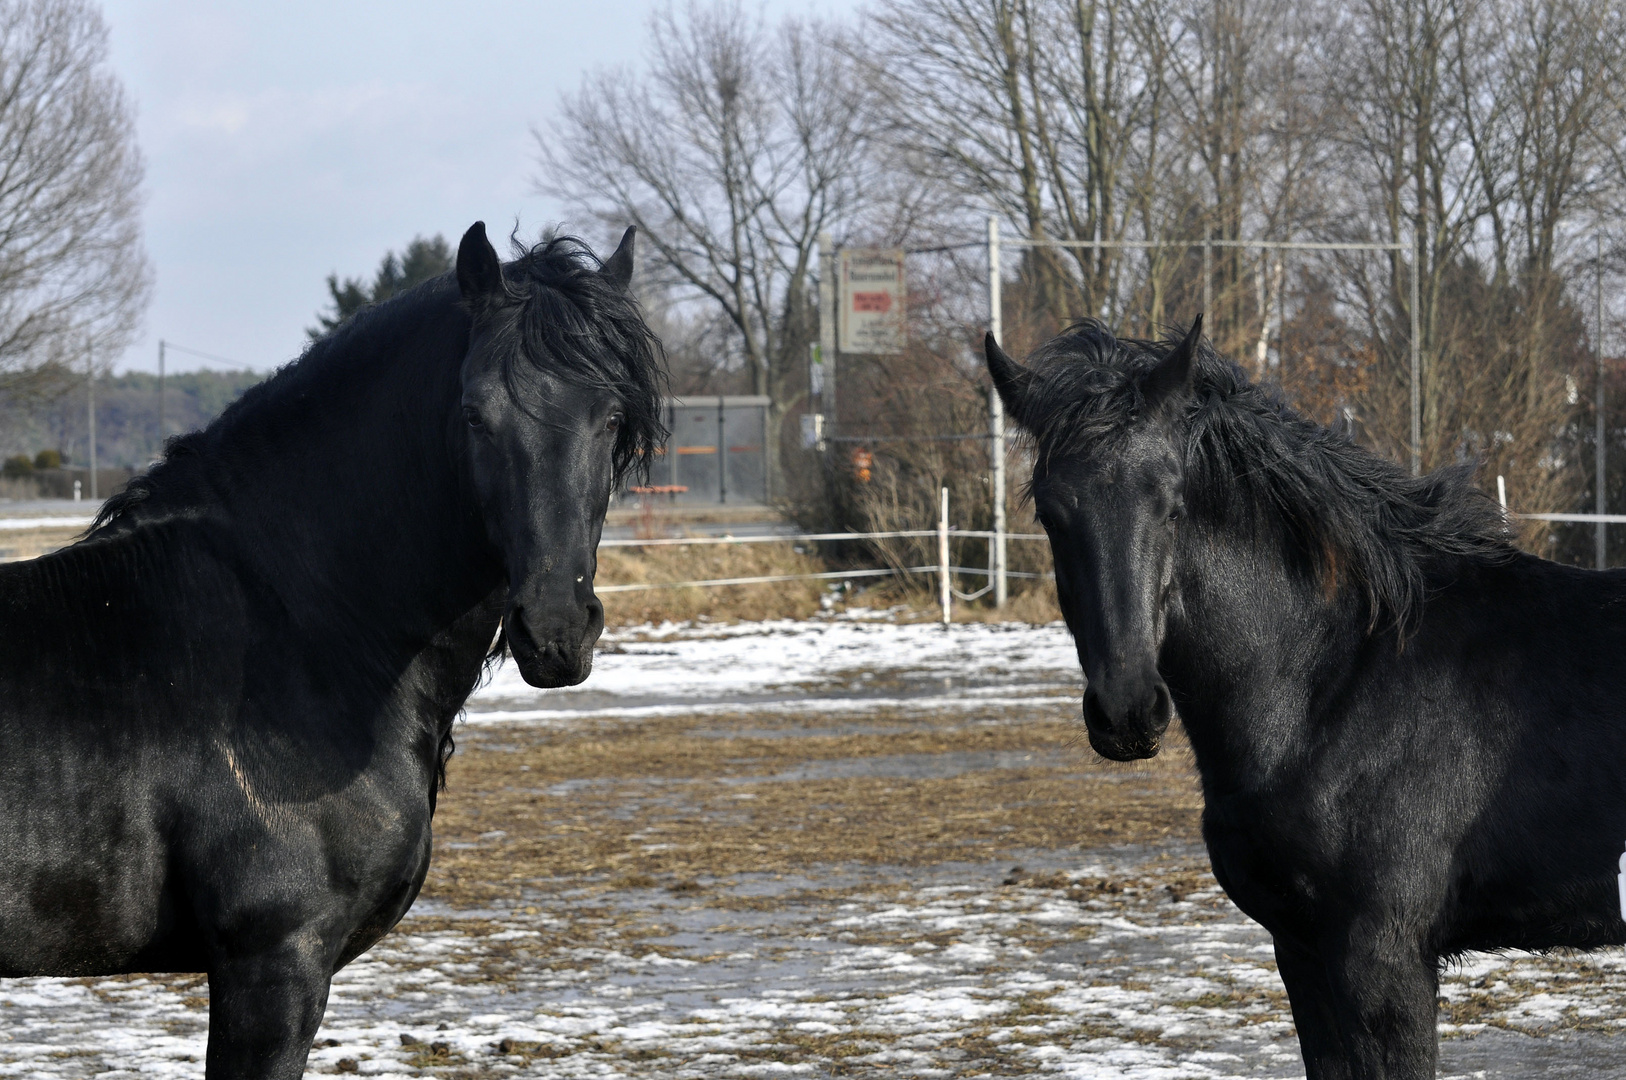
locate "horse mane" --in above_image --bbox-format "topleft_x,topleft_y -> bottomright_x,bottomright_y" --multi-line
481,232 -> 668,487
92,232 -> 668,536
1016,320 -> 1517,633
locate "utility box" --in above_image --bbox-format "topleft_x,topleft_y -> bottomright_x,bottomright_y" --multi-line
640,396 -> 769,505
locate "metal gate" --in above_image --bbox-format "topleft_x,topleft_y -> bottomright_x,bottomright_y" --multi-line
653,396 -> 769,505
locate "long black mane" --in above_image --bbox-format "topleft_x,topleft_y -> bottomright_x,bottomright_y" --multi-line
93,233 -> 666,534
1015,320 -> 1515,632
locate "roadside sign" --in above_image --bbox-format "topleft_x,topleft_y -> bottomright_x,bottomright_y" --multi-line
838,249 -> 905,354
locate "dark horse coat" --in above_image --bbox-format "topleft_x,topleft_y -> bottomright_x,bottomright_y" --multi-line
0,223 -> 666,1078
987,318 -> 1626,1079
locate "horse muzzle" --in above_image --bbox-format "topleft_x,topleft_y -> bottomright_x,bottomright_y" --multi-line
1082,679 -> 1172,761
505,601 -> 603,688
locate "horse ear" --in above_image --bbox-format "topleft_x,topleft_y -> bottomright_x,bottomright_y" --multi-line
984,333 -> 1032,426
457,221 -> 503,308
601,227 -> 636,292
1142,314 -> 1202,411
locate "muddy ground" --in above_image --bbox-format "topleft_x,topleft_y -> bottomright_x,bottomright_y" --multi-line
2,618 -> 1625,1078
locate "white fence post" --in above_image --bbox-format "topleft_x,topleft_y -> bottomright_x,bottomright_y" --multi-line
988,217 -> 1008,608
1410,227 -> 1422,477
1597,234 -> 1607,569
939,486 -> 951,626
990,389 -> 1007,609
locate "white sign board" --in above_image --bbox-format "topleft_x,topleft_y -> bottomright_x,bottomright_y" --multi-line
838,248 -> 906,354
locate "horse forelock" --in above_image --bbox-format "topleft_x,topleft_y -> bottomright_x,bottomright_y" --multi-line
485,233 -> 669,487
1017,320 -> 1516,636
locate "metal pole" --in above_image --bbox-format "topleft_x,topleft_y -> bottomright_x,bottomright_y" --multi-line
988,217 -> 1003,343
988,217 -> 1007,608
717,396 -> 726,504
818,232 -> 836,433
1410,228 -> 1422,476
1598,234 -> 1607,569
1201,240 -> 1211,317
87,343 -> 97,502
157,339 -> 166,454
938,486 -> 951,627
668,400 -> 678,486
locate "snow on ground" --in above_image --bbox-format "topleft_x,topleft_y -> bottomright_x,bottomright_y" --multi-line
8,850 -> 1626,1078
0,849 -> 1306,1079
0,516 -> 94,530
469,612 -> 1083,723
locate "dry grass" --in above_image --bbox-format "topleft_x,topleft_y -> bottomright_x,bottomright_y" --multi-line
597,541 -> 829,624
598,538 -> 1064,627
851,574 -> 1064,624
0,525 -> 83,562
424,706 -> 1202,907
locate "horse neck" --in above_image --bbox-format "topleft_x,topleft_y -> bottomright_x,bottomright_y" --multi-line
181,300 -> 498,665
1160,515 -> 1361,793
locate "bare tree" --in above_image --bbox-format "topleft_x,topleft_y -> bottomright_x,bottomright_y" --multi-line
1143,0 -> 1335,357
867,0 -> 1182,337
0,0 -> 150,396
536,2 -> 877,490
1319,0 -> 1624,532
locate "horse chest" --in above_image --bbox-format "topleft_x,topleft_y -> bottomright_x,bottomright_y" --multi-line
1201,793 -> 1328,935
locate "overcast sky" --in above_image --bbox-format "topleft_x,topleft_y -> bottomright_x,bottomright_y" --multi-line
98,0 -> 853,374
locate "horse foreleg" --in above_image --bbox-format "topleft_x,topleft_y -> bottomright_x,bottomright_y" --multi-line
1272,936 -> 1351,1080
1320,924 -> 1439,1080
205,942 -> 332,1080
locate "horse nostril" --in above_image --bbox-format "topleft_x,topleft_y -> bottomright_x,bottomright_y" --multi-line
1082,688 -> 1115,734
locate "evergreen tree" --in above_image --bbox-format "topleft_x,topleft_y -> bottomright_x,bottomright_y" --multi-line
309,235 -> 453,338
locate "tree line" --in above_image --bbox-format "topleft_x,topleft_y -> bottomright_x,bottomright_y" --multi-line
0,370 -> 264,474
537,0 -> 1626,564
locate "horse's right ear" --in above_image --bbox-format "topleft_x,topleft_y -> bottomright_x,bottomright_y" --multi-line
1142,314 -> 1201,411
457,221 -> 503,309
600,226 -> 636,292
984,333 -> 1032,426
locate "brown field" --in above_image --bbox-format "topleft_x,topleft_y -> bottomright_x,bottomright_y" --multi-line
425,705 -> 1203,906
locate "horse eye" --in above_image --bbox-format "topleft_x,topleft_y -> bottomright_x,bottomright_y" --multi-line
462,407 -> 484,430
606,412 -> 624,433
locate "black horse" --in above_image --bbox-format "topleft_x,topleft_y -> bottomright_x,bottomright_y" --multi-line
986,319 -> 1626,1078
0,222 -> 665,1077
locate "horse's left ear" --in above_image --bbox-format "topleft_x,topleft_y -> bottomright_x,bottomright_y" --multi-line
601,226 -> 636,292
985,333 -> 1033,428
457,221 -> 504,310
1142,314 -> 1202,411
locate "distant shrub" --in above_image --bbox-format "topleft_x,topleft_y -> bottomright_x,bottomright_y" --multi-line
32,448 -> 60,470
2,454 -> 32,477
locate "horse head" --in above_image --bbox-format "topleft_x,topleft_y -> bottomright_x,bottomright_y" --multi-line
985,317 -> 1201,761
455,222 -> 665,688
